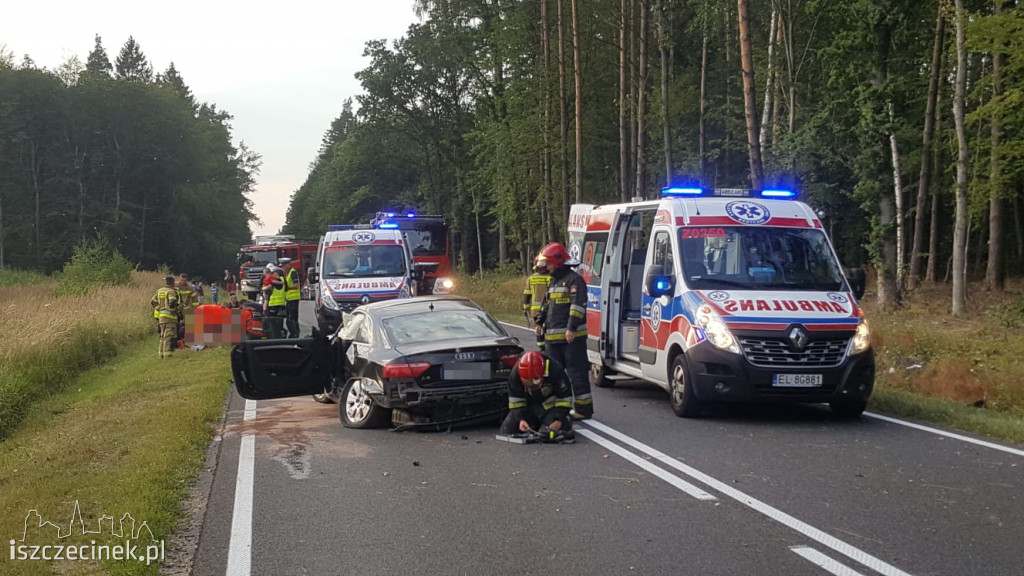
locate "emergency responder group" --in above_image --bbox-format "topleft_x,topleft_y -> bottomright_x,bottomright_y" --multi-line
522,242 -> 594,421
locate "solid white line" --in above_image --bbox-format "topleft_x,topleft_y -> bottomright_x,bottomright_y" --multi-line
243,399 -> 257,422
575,429 -> 716,501
865,411 -> 1024,458
499,321 -> 531,333
582,419 -> 913,576
226,400 -> 257,576
791,546 -> 868,576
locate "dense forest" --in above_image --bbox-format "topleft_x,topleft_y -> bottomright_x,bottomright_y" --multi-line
284,0 -> 1024,313
0,36 -> 256,279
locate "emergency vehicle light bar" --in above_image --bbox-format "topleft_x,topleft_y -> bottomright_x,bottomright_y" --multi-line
660,186 -> 797,199
327,224 -> 374,231
661,186 -> 704,196
760,189 -> 796,198
377,223 -> 399,229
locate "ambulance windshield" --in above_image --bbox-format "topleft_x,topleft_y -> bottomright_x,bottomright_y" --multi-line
322,245 -> 407,278
679,227 -> 845,291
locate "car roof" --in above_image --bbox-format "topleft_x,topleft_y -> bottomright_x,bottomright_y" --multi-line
359,295 -> 482,316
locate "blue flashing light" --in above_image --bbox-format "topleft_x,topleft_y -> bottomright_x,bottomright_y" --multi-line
378,223 -> 399,229
655,279 -> 670,291
760,189 -> 796,198
406,212 -> 416,217
662,186 -> 704,196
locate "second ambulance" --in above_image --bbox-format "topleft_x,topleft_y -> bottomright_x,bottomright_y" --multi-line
574,187 -> 874,418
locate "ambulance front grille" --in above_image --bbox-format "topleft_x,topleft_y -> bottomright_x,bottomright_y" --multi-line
739,337 -> 849,368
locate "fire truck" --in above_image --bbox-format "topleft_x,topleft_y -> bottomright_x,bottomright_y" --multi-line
574,186 -> 874,418
237,235 -> 318,301
369,212 -> 454,295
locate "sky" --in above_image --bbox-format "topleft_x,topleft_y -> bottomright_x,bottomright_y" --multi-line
1,0 -> 419,238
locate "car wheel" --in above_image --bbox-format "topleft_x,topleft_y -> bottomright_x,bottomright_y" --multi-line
829,399 -> 867,419
312,391 -> 335,404
339,379 -> 388,428
589,362 -> 615,388
669,354 -> 701,418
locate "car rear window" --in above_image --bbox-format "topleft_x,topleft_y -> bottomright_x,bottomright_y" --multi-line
382,309 -> 505,346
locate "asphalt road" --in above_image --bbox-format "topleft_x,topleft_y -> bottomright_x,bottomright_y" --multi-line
193,300 -> 1024,576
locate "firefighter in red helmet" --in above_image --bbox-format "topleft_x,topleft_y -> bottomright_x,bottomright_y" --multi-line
500,350 -> 575,443
534,242 -> 594,419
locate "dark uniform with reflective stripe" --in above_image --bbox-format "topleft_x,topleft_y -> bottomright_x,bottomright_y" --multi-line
500,355 -> 574,434
537,266 -> 593,418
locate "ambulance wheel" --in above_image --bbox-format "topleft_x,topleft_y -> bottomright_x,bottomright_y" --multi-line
829,399 -> 867,419
339,379 -> 388,428
669,354 -> 702,418
589,362 -> 615,388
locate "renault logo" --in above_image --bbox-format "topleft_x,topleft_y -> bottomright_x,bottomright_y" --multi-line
788,327 -> 809,351
360,295 -> 371,304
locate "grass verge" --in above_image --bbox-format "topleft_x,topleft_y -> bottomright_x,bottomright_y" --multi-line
0,339 -> 229,575
458,270 -> 1024,444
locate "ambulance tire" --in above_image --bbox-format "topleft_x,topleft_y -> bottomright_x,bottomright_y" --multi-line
589,362 -> 615,388
669,353 -> 702,418
829,399 -> 867,419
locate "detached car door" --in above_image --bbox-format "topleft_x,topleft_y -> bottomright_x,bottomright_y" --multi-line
231,336 -> 330,400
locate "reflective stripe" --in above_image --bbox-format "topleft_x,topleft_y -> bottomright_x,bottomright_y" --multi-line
569,309 -> 584,319
545,328 -> 567,335
553,401 -> 572,409
548,286 -> 570,294
575,393 -> 592,400
574,397 -> 594,406
509,401 -> 527,409
569,304 -> 586,314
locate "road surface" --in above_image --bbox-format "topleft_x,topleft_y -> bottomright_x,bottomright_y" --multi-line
192,301 -> 1023,575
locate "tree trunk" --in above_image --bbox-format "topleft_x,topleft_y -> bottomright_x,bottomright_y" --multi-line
738,0 -> 763,190
926,84 -> 944,284
887,103 -> 906,290
910,6 -> 945,289
571,0 -> 583,205
699,31 -> 708,179
542,0 -> 556,243
619,0 -> 629,201
635,0 -> 649,199
985,0 -> 1006,291
0,196 -> 4,269
952,0 -> 969,316
1013,196 -> 1023,265
557,0 -> 569,224
499,220 -> 507,264
759,8 -> 778,156
658,0 -> 672,187
629,0 -> 638,197
139,193 -> 148,263
872,25 -> 899,310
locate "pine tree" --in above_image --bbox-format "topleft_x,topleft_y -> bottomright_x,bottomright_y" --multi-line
114,36 -> 153,82
85,35 -> 112,77
158,62 -> 195,108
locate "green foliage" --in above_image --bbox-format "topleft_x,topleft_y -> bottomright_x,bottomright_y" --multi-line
53,237 -> 134,296
996,294 -> 1024,328
0,267 -> 46,287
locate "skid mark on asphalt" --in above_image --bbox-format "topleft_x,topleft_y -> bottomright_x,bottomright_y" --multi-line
271,443 -> 311,480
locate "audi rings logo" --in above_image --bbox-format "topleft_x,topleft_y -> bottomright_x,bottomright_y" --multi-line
455,352 -> 475,361
707,291 -> 730,302
827,292 -> 849,303
353,232 -> 375,244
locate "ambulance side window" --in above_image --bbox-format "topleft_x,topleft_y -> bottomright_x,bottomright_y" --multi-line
580,235 -> 606,286
651,231 -> 675,273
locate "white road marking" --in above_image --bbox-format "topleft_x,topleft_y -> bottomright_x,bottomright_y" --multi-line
791,546 -> 867,576
582,419 -> 913,576
575,429 -> 716,501
226,400 -> 256,576
865,412 -> 1024,458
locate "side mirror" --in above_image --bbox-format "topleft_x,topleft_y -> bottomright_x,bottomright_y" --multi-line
307,267 -> 319,284
846,267 -> 866,301
645,264 -> 675,298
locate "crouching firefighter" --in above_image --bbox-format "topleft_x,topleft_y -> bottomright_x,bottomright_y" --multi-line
499,351 -> 576,443
151,276 -> 179,358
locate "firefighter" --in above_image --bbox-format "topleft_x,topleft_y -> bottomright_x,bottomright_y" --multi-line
499,350 -> 575,443
280,258 -> 302,338
521,256 -> 550,350
151,276 -> 179,358
263,266 -> 287,339
176,274 -> 195,344
534,242 -> 593,420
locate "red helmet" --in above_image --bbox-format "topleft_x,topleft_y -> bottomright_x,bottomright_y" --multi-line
518,350 -> 546,381
537,242 -> 571,269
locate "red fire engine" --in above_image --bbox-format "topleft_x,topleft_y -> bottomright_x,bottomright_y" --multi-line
237,235 -> 318,301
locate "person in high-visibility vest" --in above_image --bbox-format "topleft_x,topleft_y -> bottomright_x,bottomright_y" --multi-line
280,258 -> 302,338
151,276 -> 179,358
264,266 -> 287,339
522,256 -> 550,349
175,274 -> 195,344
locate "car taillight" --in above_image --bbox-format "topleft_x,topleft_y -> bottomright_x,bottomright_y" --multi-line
500,354 -> 519,368
382,362 -> 431,379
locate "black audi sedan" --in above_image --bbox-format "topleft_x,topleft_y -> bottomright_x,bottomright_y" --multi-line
230,296 -> 523,429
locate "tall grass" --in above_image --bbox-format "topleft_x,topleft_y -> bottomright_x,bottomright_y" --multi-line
0,268 -> 47,287
0,271 -> 159,438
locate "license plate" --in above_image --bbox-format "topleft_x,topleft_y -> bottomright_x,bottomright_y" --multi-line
442,362 -> 492,380
772,373 -> 823,387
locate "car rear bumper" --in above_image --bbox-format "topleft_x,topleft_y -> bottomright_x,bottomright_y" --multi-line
686,342 -> 874,404
376,380 -> 508,410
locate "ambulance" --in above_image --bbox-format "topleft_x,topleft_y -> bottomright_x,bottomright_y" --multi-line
575,187 -> 874,418
309,225 -> 422,334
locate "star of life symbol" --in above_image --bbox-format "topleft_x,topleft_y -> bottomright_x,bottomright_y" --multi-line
725,201 -> 771,225
569,242 -> 582,261
353,232 -> 375,244
707,291 -> 729,302
827,292 -> 848,303
649,300 -> 663,332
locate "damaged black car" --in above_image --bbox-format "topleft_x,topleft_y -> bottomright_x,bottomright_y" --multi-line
230,296 -> 522,429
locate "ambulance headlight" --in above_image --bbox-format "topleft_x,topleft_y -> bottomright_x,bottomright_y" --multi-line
695,305 -> 739,354
434,277 -> 455,293
322,293 -> 340,311
850,318 -> 871,355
